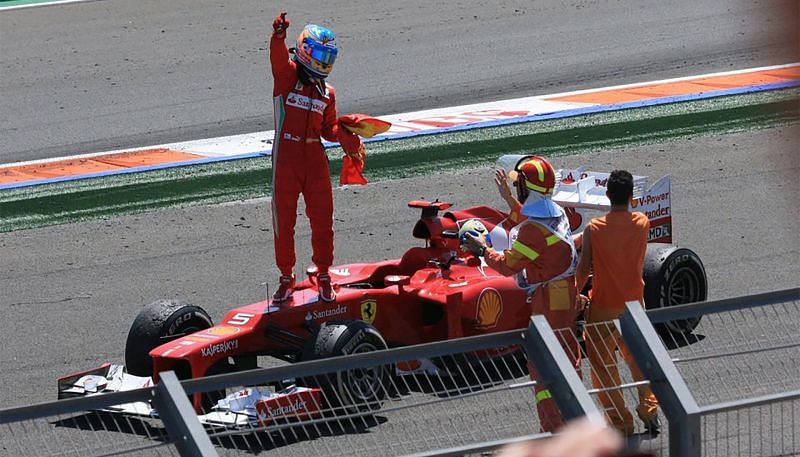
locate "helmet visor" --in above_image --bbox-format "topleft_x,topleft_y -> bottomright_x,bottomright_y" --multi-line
309,43 -> 338,65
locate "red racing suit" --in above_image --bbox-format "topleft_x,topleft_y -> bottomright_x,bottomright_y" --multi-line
484,202 -> 580,432
270,32 -> 340,275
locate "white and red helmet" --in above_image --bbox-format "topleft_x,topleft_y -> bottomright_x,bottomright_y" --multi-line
510,155 -> 563,218
512,156 -> 557,196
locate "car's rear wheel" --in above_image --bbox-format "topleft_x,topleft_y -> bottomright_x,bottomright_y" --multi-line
643,244 -> 708,335
125,299 -> 213,377
300,320 -> 389,414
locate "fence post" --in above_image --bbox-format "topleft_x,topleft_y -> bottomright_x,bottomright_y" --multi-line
522,315 -> 601,421
619,302 -> 701,457
152,371 -> 218,457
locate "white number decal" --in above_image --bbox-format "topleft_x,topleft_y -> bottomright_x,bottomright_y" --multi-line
228,312 -> 255,326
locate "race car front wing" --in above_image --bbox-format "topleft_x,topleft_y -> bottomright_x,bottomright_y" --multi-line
57,363 -> 322,429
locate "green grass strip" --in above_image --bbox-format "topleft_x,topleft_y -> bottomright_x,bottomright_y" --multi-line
1,89 -> 797,232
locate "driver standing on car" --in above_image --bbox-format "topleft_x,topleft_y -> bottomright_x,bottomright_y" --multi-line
269,12 -> 365,303
463,155 -> 580,433
575,170 -> 660,436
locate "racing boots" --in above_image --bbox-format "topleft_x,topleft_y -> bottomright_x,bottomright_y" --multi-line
272,274 -> 295,303
637,403 -> 661,437
640,414 -> 661,437
317,272 -> 336,302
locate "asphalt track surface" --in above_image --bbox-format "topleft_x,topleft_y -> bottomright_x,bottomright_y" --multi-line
1,1 -> 799,455
1,0 -> 798,164
1,123 -> 799,454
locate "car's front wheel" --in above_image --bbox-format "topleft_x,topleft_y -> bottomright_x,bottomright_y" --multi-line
300,320 -> 389,414
124,299 -> 213,377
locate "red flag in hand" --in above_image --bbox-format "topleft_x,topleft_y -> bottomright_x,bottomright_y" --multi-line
338,113 -> 391,138
337,125 -> 363,159
336,114 -> 391,186
337,118 -> 366,185
340,154 -> 367,186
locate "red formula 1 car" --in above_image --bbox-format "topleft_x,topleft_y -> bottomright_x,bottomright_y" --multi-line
58,157 -> 707,425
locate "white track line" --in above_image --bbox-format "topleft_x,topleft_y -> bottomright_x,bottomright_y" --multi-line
1,62 -> 796,170
0,0 -> 105,12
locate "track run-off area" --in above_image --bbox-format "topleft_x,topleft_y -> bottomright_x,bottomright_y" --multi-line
1,1 -> 798,455
1,121 -> 798,455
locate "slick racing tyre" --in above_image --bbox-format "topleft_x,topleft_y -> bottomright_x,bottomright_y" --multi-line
643,244 -> 708,336
300,320 -> 389,414
125,299 -> 213,376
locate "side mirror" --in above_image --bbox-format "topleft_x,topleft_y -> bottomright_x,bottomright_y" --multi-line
441,230 -> 459,240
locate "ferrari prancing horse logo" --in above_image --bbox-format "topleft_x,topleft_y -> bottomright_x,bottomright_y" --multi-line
360,299 -> 377,324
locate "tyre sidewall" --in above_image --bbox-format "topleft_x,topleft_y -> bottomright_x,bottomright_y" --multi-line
125,300 -> 213,376
644,244 -> 707,334
302,320 -> 389,412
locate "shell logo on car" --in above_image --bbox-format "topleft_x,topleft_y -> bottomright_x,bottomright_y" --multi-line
360,299 -> 377,324
204,326 -> 241,336
476,288 -> 503,329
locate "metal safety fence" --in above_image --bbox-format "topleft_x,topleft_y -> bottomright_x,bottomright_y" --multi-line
654,291 -> 800,406
699,393 -> 799,457
1,287 -> 798,457
553,322 -> 670,456
623,288 -> 800,457
0,371 -> 189,456
0,326 -> 591,457
661,292 -> 800,457
193,332 -> 555,457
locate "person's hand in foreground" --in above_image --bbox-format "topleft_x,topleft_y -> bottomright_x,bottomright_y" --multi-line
495,418 -> 623,457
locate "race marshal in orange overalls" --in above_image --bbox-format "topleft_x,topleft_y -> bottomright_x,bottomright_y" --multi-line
463,155 -> 580,433
575,169 -> 660,436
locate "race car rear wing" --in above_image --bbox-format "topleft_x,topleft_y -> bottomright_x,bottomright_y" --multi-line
554,168 -> 673,243
495,155 -> 672,243
552,167 -> 647,210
